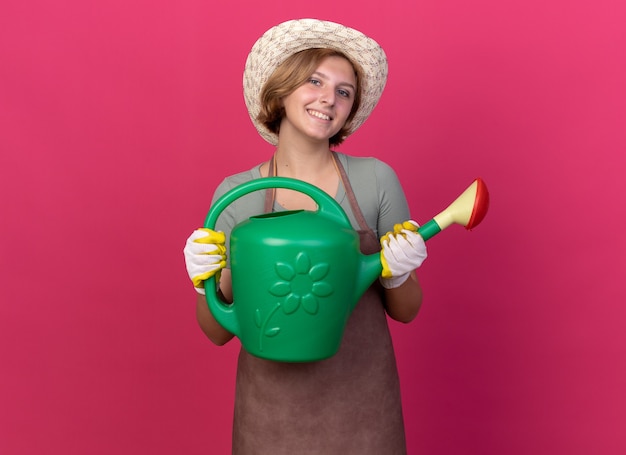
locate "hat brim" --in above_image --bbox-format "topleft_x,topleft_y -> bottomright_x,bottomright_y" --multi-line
243,19 -> 388,145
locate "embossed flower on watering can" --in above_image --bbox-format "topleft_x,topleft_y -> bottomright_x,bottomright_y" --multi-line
269,252 -> 333,315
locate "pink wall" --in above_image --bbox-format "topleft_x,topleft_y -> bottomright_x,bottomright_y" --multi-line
1,1 -> 624,453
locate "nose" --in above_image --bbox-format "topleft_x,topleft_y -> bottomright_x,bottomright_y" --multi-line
319,87 -> 335,105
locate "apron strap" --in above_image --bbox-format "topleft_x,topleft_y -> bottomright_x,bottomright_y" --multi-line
331,152 -> 370,234
263,155 -> 277,213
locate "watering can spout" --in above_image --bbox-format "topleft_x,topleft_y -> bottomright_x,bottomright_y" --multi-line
416,178 -> 490,241
354,178 -> 490,303
433,178 -> 489,232
355,252 -> 384,305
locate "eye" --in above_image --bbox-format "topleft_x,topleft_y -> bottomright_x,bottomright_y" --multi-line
308,78 -> 321,86
337,89 -> 351,98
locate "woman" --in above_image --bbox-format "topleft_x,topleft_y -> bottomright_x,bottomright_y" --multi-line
184,19 -> 427,454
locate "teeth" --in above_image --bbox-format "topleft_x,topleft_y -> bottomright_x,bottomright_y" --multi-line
308,110 -> 330,120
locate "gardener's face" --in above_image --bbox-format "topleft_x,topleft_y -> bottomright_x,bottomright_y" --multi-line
280,56 -> 357,143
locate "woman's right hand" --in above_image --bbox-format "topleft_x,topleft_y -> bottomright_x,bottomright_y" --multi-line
183,228 -> 227,295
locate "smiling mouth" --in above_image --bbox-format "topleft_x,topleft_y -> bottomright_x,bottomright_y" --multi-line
307,109 -> 332,121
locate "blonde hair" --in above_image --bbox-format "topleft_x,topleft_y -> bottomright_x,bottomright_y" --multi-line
257,48 -> 363,146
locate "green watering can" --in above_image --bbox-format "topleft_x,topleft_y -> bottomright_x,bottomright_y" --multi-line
204,177 -> 489,363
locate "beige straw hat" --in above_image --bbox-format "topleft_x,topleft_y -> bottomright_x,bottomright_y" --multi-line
243,18 -> 388,145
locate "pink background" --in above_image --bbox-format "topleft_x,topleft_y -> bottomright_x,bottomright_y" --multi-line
1,1 -> 625,454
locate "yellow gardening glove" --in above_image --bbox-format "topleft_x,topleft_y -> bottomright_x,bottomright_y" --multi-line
183,228 -> 227,294
380,220 -> 427,289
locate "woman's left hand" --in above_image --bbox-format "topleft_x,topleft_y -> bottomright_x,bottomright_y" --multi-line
379,220 -> 427,289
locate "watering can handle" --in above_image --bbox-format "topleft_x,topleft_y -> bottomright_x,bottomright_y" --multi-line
202,177 -> 353,329
203,176 -> 351,230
